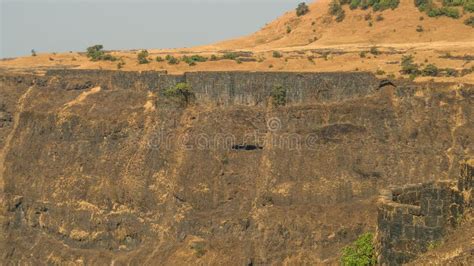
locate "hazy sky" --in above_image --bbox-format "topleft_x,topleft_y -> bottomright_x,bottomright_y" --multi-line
1,0 -> 311,58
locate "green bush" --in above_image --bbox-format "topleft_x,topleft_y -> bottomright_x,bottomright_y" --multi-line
166,55 -> 179,65
351,0 -> 362,9
329,0 -> 343,15
401,55 -> 420,75
422,64 -> 439,76
341,233 -> 376,266
336,9 -> 346,22
273,51 -> 283,58
156,56 -> 164,62
271,85 -> 287,106
286,25 -> 292,34
443,0 -> 464,6
296,2 -> 310,16
164,83 -> 194,104
86,44 -> 118,62
182,55 -> 208,65
137,50 -> 150,64
465,16 -> 474,26
465,1 -> 474,12
222,52 -> 238,60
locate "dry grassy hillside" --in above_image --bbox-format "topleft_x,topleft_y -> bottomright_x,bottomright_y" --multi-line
0,0 -> 473,84
205,0 -> 474,50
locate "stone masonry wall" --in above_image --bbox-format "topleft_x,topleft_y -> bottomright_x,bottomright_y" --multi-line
376,162 -> 473,265
45,70 -> 380,105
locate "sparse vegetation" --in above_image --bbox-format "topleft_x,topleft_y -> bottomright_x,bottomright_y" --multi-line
422,63 -> 439,76
465,16 -> 474,27
359,51 -> 367,58
286,25 -> 292,34
338,0 -> 400,12
190,242 -> 207,258
222,52 -> 238,60
341,232 -> 376,266
370,46 -> 380,55
272,51 -> 283,58
296,2 -> 310,16
117,60 -> 125,69
31,49 -> 37,57
416,25 -> 424,32
163,82 -> 194,105
400,55 -> 421,76
182,55 -> 208,66
271,85 -> 287,106
375,14 -> 384,21
86,45 -> 118,62
137,50 -> 150,64
155,56 -> 164,62
165,55 -> 179,65
329,0 -> 346,22
210,54 -> 218,61
376,69 -> 386,75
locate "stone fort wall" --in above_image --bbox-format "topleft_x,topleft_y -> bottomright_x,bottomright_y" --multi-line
376,162 -> 473,265
44,69 -> 381,105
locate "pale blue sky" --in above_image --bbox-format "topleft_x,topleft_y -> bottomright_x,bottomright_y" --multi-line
1,0 -> 311,58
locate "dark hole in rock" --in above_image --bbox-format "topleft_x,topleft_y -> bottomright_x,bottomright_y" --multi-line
232,144 -> 263,151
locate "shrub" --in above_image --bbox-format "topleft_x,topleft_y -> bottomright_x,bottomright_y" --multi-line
360,0 -> 370,9
379,0 -> 400,10
273,51 -> 283,58
329,0 -> 343,15
370,46 -> 380,55
156,56 -> 164,62
465,16 -> 474,27
422,64 -> 439,76
86,45 -> 117,62
287,25 -> 292,34
117,60 -> 125,69
400,55 -> 420,75
465,1 -> 474,12
137,50 -> 150,64
296,2 -> 310,16
271,85 -> 287,106
360,51 -> 367,58
376,69 -> 386,75
336,10 -> 346,22
166,55 -> 179,65
182,55 -> 208,65
210,55 -> 218,61
164,83 -> 194,104
222,52 -> 238,60
341,233 -> 376,266
365,13 -> 372,20
416,25 -> 424,32
350,0 -> 361,9
31,49 -> 37,56
442,0 -> 464,6
428,7 -> 460,18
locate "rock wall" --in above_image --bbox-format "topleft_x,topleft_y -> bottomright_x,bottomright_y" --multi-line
45,69 -> 381,105
1,70 -> 472,264
376,162 -> 473,265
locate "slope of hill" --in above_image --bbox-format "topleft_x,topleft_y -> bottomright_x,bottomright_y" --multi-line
207,0 -> 474,51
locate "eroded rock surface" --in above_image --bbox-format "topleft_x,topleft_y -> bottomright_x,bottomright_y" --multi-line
0,70 -> 472,264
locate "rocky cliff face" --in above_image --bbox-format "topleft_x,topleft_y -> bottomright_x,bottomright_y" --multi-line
0,70 -> 472,264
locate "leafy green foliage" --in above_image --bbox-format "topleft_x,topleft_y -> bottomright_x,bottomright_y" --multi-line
155,56 -> 164,62
370,46 -> 380,55
222,52 -> 238,60
86,45 -> 118,62
422,64 -> 439,76
465,0 -> 474,12
428,7 -> 460,18
341,233 -> 376,266
163,83 -> 194,105
137,50 -> 150,64
400,55 -> 420,76
271,85 -> 287,106
182,55 -> 208,66
296,2 -> 310,16
338,0 -> 399,11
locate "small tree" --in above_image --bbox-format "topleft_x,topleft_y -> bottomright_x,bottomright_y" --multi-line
400,55 -> 420,76
296,2 -> 310,16
422,64 -> 439,76
137,50 -> 150,64
271,85 -> 287,106
164,83 -> 194,105
341,232 -> 376,266
86,45 -> 105,61
272,51 -> 283,58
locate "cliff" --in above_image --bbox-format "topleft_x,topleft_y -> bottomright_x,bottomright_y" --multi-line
0,70 -> 473,264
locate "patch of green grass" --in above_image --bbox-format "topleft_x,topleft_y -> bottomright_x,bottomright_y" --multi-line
341,232 -> 376,266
